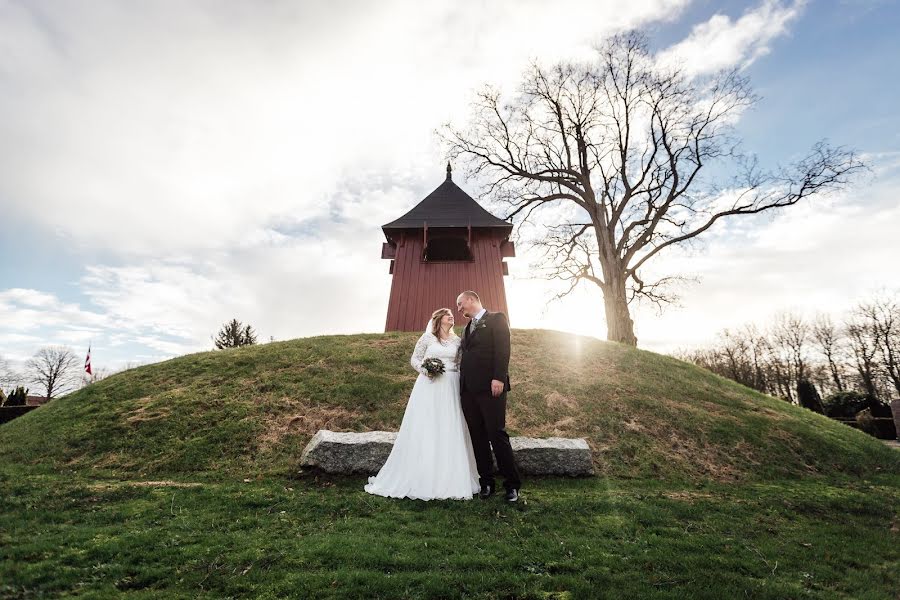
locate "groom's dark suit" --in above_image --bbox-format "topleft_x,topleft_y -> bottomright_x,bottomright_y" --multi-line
460,310 -> 522,492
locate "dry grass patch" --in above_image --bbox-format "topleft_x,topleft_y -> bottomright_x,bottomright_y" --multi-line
662,490 -> 717,502
255,397 -> 364,453
367,338 -> 404,348
660,430 -> 743,481
544,391 -> 579,410
123,395 -> 175,425
549,416 -> 579,435
622,418 -> 645,433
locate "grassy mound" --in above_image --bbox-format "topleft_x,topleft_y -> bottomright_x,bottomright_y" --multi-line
2,329 -> 897,483
2,330 -> 900,598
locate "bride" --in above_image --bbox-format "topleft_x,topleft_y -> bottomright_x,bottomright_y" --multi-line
364,308 -> 481,501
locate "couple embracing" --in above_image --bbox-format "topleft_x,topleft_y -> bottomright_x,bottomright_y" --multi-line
364,290 -> 522,502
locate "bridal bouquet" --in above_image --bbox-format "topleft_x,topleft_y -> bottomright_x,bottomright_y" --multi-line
421,357 -> 445,378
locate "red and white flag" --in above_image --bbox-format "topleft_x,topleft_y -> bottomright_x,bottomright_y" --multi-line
84,345 -> 92,376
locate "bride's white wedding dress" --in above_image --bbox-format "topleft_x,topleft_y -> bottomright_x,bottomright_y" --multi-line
364,331 -> 481,501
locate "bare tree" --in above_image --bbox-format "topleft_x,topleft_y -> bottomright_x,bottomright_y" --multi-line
772,311 -> 810,385
742,323 -> 771,393
719,328 -> 752,385
673,322 -> 773,395
845,317 -> 880,401
26,346 -> 79,401
0,355 -> 19,391
805,362 -> 836,401
765,335 -> 795,403
812,313 -> 845,392
442,31 -> 864,346
857,296 -> 900,397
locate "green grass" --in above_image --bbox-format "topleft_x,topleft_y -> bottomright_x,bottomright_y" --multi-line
1,464 -> 897,599
1,330 -> 898,598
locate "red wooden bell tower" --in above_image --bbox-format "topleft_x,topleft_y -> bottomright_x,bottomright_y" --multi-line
382,164 -> 515,331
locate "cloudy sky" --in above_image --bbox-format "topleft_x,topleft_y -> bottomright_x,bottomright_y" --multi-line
2,0 -> 899,374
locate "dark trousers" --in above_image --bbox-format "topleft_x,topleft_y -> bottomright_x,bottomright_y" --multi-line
460,387 -> 522,491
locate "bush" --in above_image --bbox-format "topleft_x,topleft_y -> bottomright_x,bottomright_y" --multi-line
823,391 -> 870,419
214,318 -> 258,349
4,386 -> 28,407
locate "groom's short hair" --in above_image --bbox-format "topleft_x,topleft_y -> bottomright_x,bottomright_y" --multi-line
460,290 -> 480,302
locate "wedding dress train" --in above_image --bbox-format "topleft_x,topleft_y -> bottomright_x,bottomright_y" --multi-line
364,332 -> 481,501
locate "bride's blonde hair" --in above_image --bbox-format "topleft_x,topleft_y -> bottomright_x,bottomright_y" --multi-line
430,308 -> 456,339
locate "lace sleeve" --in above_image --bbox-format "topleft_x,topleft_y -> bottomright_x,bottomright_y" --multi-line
410,332 -> 431,375
454,338 -> 462,367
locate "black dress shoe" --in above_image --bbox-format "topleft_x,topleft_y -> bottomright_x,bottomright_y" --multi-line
479,484 -> 494,499
504,488 -> 519,502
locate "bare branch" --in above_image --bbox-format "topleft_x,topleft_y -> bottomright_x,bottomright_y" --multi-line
440,29 -> 865,345
25,346 -> 79,400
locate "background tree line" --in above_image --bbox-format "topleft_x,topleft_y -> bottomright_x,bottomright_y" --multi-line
1,318 -> 262,407
674,291 -> 899,437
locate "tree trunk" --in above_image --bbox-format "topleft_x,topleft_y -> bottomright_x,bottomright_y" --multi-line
602,277 -> 638,346
860,367 -> 879,401
826,355 -> 844,392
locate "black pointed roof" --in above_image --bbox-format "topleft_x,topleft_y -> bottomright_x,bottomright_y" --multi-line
382,165 -> 512,232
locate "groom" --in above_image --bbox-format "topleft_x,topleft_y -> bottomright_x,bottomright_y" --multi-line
456,290 -> 522,502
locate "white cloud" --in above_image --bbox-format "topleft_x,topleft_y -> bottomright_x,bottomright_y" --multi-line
7,0 -> 890,372
0,288 -> 108,332
0,0 -> 691,257
0,0 -> 698,369
658,0 -> 806,76
0,288 -> 58,309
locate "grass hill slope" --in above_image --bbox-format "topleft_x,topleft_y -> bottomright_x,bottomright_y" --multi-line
2,330 -> 900,598
2,329 -> 897,483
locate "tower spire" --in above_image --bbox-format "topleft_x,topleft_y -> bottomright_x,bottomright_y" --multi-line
446,161 -> 452,181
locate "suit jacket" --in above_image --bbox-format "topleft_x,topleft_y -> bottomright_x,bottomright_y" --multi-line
460,310 -> 512,394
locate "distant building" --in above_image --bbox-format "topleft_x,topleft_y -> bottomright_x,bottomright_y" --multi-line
381,164 -> 515,331
25,395 -> 49,406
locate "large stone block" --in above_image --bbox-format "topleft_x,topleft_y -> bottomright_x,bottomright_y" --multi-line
510,436 -> 594,476
300,430 -> 397,474
300,430 -> 594,476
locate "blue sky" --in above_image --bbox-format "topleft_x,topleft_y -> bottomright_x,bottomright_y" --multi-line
2,0 -> 899,380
